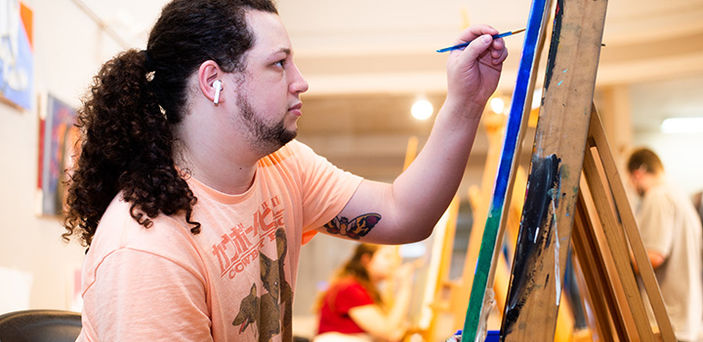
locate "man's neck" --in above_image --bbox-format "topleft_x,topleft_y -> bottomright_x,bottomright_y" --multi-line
173,115 -> 266,195
175,143 -> 260,195
642,173 -> 665,195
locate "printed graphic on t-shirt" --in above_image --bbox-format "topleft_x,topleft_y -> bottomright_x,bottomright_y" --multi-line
211,196 -> 285,280
233,284 -> 259,333
206,196 -> 293,341
229,226 -> 292,341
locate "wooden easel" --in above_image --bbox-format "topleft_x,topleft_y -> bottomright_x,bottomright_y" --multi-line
413,113 -> 517,341
414,111 -> 580,341
569,107 -> 675,341
404,135 -> 463,342
497,0 -> 675,340
415,0 -> 676,338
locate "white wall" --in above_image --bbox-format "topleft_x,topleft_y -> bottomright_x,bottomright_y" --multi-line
0,0 -> 125,312
632,132 -> 703,196
629,76 -> 703,196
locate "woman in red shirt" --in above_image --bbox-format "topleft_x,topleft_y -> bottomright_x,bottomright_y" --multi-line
315,244 -> 415,342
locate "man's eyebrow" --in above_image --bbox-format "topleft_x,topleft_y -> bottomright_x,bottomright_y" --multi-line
273,47 -> 291,56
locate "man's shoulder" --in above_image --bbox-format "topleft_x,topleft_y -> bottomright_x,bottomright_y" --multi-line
653,181 -> 694,208
264,140 -> 315,162
645,182 -> 678,205
259,140 -> 326,177
88,195 -> 200,266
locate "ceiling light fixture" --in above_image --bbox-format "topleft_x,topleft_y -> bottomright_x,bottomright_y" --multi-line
661,117 -> 703,133
532,88 -> 543,109
411,98 -> 434,120
489,97 -> 505,114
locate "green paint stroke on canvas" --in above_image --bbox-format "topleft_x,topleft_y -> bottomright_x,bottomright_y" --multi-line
462,208 -> 502,340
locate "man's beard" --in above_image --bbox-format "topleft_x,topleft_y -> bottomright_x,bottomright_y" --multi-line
237,92 -> 297,153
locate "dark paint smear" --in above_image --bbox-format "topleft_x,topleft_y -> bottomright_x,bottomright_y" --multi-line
543,0 -> 564,91
500,154 -> 561,338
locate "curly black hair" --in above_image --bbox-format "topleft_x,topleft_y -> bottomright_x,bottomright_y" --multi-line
63,0 -> 278,246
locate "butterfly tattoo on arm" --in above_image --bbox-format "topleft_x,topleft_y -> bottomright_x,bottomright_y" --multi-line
323,213 -> 382,239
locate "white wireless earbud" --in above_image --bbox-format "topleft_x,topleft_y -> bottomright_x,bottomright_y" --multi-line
213,80 -> 222,105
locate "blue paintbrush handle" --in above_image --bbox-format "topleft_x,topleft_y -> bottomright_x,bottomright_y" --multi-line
436,28 -> 525,53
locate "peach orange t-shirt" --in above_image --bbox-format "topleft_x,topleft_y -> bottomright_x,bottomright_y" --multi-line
76,140 -> 362,341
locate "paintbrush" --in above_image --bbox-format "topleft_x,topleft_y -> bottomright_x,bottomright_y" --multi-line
436,28 -> 526,53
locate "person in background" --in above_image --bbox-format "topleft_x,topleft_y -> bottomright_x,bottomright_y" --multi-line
627,147 -> 703,342
62,0 -> 508,340
314,244 -> 415,342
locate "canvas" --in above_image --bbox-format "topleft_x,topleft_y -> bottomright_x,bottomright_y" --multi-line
0,0 -> 33,110
37,94 -> 79,216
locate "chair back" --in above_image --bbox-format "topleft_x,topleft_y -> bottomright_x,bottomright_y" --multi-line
0,310 -> 81,342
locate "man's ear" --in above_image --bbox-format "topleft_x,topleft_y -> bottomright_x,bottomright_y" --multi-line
198,60 -> 224,104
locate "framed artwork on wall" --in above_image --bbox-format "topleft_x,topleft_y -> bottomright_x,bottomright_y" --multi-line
37,94 -> 79,217
0,0 -> 34,111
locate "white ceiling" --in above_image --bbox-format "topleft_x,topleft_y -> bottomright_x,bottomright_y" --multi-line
79,0 -> 703,92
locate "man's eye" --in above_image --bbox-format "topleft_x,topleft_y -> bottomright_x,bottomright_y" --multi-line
274,60 -> 286,68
